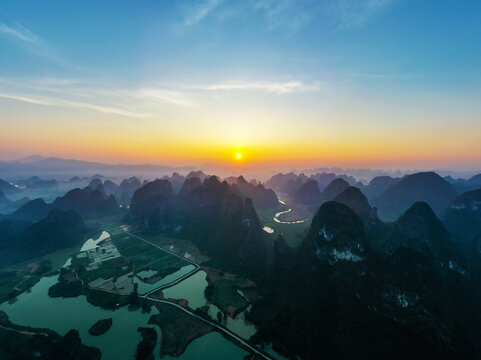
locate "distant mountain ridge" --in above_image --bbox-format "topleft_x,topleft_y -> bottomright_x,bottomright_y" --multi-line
0,156 -> 195,177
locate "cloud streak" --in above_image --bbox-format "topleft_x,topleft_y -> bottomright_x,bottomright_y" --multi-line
332,0 -> 395,29
199,80 -> 322,94
0,22 -> 85,71
110,88 -> 198,107
183,0 -> 222,26
0,23 -> 40,43
348,72 -> 418,79
176,0 -> 394,34
254,0 -> 311,32
0,92 -> 151,118
0,76 -> 323,119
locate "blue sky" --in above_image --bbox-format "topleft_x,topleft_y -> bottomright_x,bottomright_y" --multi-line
1,0 -> 481,170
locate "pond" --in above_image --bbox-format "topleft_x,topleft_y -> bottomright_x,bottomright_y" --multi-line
133,264 -> 197,295
0,275 -> 155,360
162,271 -> 209,309
206,302 -> 257,340
263,226 -> 274,233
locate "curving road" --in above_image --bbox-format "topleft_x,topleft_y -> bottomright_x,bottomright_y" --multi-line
118,226 -> 275,359
143,295 -> 274,360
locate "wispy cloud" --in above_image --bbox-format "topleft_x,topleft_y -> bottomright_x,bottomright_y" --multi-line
0,22 -> 84,71
0,76 -> 323,119
0,92 -> 151,118
331,0 -> 395,29
199,80 -> 322,94
0,77 -> 199,118
254,0 -> 311,32
0,23 -> 40,43
99,88 -> 198,108
348,72 -> 418,79
183,0 -> 222,26
177,0 -> 310,33
176,0 -> 393,34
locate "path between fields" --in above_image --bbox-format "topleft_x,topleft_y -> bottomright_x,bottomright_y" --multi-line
118,226 -> 275,360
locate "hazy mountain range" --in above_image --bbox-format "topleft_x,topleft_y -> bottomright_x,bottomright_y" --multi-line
2,163 -> 481,358
0,155 -> 195,179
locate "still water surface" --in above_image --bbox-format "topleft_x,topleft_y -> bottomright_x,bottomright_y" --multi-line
0,274 -> 253,359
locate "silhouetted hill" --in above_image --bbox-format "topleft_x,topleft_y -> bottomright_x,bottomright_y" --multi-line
0,209 -> 88,266
375,172 -> 457,221
251,202 -> 378,360
293,179 -> 321,205
442,189 -> 481,249
304,201 -> 371,262
308,172 -> 338,191
103,179 -> 120,195
53,188 -> 120,217
310,172 -> 360,190
5,188 -> 120,222
125,179 -> 176,227
281,177 -> 305,197
186,170 -> 208,182
178,177 -> 202,198
466,174 -> 481,188
266,172 -> 359,195
69,176 -> 82,183
265,172 -> 300,192
0,191 -> 30,215
161,172 -> 186,193
119,176 -> 142,194
5,198 -> 51,222
320,178 -> 350,202
179,176 -> 268,276
334,186 -> 376,223
0,190 -> 9,208
361,175 -> 401,202
125,175 -> 268,276
385,202 -> 457,262
0,178 -> 20,196
249,199 -> 481,360
88,178 -> 103,189
231,176 -> 278,208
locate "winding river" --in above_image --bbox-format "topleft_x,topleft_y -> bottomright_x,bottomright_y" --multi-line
273,200 -> 306,224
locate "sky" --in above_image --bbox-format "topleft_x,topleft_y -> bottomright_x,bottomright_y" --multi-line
1,0 -> 481,172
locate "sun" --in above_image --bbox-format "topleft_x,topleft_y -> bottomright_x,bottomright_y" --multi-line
236,153 -> 242,159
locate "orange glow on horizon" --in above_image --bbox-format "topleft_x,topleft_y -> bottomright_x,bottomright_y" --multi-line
2,119 -> 481,171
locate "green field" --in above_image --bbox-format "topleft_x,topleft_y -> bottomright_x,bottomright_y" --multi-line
110,232 -> 189,273
77,257 -> 131,283
209,278 -> 248,313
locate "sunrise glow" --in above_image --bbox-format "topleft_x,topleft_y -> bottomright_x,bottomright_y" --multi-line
0,1 -> 480,173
